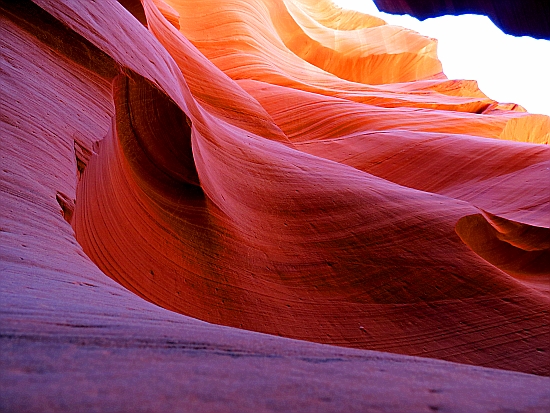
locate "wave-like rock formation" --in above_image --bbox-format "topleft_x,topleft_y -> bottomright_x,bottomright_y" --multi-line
2,0 -> 550,410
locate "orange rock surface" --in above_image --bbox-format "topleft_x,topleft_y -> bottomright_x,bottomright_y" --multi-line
1,0 -> 549,410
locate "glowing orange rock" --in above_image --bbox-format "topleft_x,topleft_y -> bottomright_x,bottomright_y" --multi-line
78,0 -> 550,373
1,0 -> 550,409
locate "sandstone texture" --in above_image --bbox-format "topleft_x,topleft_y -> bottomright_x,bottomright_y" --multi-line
1,0 -> 549,411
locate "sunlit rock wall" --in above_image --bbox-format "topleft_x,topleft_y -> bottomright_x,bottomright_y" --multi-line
2,0 -> 549,394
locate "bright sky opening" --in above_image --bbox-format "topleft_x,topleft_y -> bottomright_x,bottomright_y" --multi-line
333,0 -> 550,116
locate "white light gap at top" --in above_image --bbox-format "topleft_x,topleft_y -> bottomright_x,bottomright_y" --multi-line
333,0 -> 550,116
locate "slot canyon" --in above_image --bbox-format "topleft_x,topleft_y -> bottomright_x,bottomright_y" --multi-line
1,0 -> 549,411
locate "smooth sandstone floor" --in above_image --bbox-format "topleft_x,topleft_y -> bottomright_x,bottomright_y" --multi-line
1,0 -> 549,411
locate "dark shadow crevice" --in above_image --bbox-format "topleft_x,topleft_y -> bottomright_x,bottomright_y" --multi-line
456,210 -> 550,295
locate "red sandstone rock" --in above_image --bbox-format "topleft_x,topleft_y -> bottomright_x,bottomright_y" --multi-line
1,0 -> 549,411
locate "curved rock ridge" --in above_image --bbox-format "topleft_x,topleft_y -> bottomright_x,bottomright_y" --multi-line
1,0 -> 549,399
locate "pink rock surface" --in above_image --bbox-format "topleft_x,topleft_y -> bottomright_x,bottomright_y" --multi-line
1,0 -> 549,411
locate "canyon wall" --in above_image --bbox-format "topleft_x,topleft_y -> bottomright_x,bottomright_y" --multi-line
1,0 -> 549,410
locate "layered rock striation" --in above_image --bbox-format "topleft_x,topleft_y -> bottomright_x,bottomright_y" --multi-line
1,0 -> 549,410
